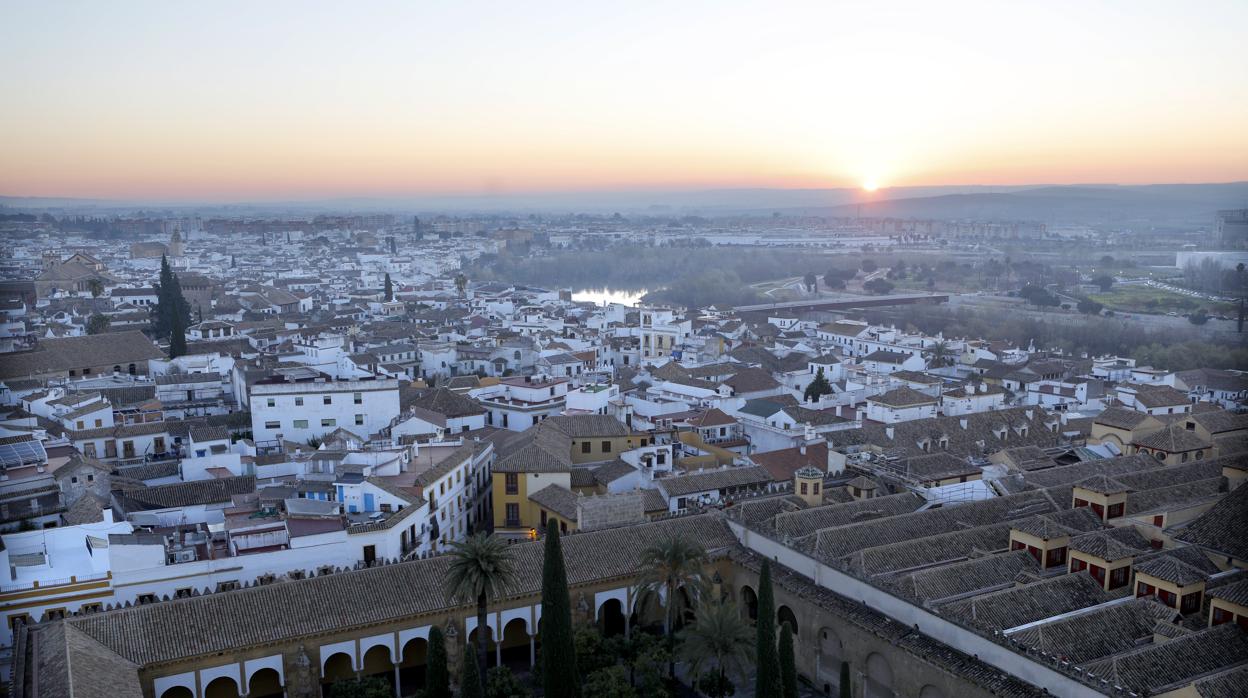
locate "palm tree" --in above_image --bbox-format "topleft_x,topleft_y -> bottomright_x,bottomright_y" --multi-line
86,278 -> 103,298
678,601 -> 755,698
634,534 -> 709,677
926,340 -> 951,368
445,533 -> 517,692
454,272 -> 468,297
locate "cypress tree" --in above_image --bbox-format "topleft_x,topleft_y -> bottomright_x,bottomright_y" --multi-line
384,273 -> 394,301
755,561 -> 780,698
541,519 -> 580,698
839,661 -> 851,698
154,255 -> 174,338
460,643 -> 483,698
779,622 -> 797,698
426,626 -> 450,698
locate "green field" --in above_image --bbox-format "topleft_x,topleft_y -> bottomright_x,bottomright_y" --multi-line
1089,284 -> 1236,316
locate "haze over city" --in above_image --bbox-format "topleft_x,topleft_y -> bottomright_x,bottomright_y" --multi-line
2,0 -> 1248,202
2,4 -> 1248,698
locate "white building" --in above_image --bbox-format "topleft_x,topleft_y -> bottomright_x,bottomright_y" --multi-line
250,378 -> 400,444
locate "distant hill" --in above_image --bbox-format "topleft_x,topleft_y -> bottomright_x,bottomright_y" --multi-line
3,182 -> 1246,222
783,183 -> 1248,225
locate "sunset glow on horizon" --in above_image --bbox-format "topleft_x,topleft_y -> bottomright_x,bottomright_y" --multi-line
2,1 -> 1246,201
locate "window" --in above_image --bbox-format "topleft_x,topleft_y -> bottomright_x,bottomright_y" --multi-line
355,414 -> 364,426
1180,592 -> 1201,615
1152,515 -> 1164,527
505,503 -> 520,526
1137,581 -> 1154,598
1107,502 -> 1124,519
265,421 -> 281,430
295,397 -> 304,406
216,580 -> 240,592
353,392 -> 363,405
293,419 -> 308,429
137,593 -> 157,605
1211,606 -> 1234,625
175,588 -> 192,599
505,473 -> 518,495
601,440 -> 612,453
1046,547 -> 1066,568
266,398 -> 276,408
1108,566 -> 1129,590
800,482 -> 808,495
44,608 -> 66,621
321,419 -> 336,427
581,441 -> 591,454
79,603 -> 102,614
323,395 -> 332,405
8,614 -> 31,631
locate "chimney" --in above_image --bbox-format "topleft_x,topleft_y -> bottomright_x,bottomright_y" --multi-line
885,426 -> 895,440
1025,409 -> 1034,420
799,443 -> 807,456
959,418 -> 968,430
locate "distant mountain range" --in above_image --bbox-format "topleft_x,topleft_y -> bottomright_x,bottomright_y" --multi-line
3,182 -> 1246,223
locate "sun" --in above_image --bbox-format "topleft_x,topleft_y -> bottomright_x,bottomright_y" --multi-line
862,179 -> 879,192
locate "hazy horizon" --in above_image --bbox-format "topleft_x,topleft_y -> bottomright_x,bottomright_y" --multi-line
3,1 -> 1247,201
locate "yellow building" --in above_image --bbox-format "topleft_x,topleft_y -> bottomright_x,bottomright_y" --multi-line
491,415 -> 650,537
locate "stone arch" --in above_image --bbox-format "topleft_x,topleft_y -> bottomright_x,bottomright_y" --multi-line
361,643 -> 395,686
741,585 -> 758,621
777,604 -> 799,637
919,686 -> 945,698
204,676 -> 240,698
248,668 -> 283,698
467,626 -> 499,668
675,585 -> 696,627
818,626 -> 845,687
865,652 -> 895,698
321,652 -> 354,686
597,598 -> 626,637
500,617 -> 532,669
159,689 -> 194,698
398,637 -> 429,697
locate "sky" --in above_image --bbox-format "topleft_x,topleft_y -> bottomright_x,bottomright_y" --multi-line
1,0 -> 1246,201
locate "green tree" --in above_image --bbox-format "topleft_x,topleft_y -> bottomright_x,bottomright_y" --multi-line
925,340 -> 951,368
574,626 -> 613,678
779,623 -> 797,698
461,644 -> 483,698
754,561 -> 780,698
86,278 -> 103,298
1189,309 -> 1210,325
678,602 -> 754,698
839,661 -> 851,698
633,637 -> 672,698
446,534 -> 517,694
635,534 -> 709,677
1092,274 -> 1115,292
327,676 -> 391,698
582,667 -> 636,698
384,273 -> 394,301
803,367 -> 833,403
426,626 -> 450,698
455,272 -> 468,297
483,666 -> 529,698
1076,298 -> 1104,315
541,520 -> 580,698
823,268 -> 851,290
803,272 -> 817,292
86,314 -> 111,335
860,259 -> 878,273
863,278 -> 894,295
